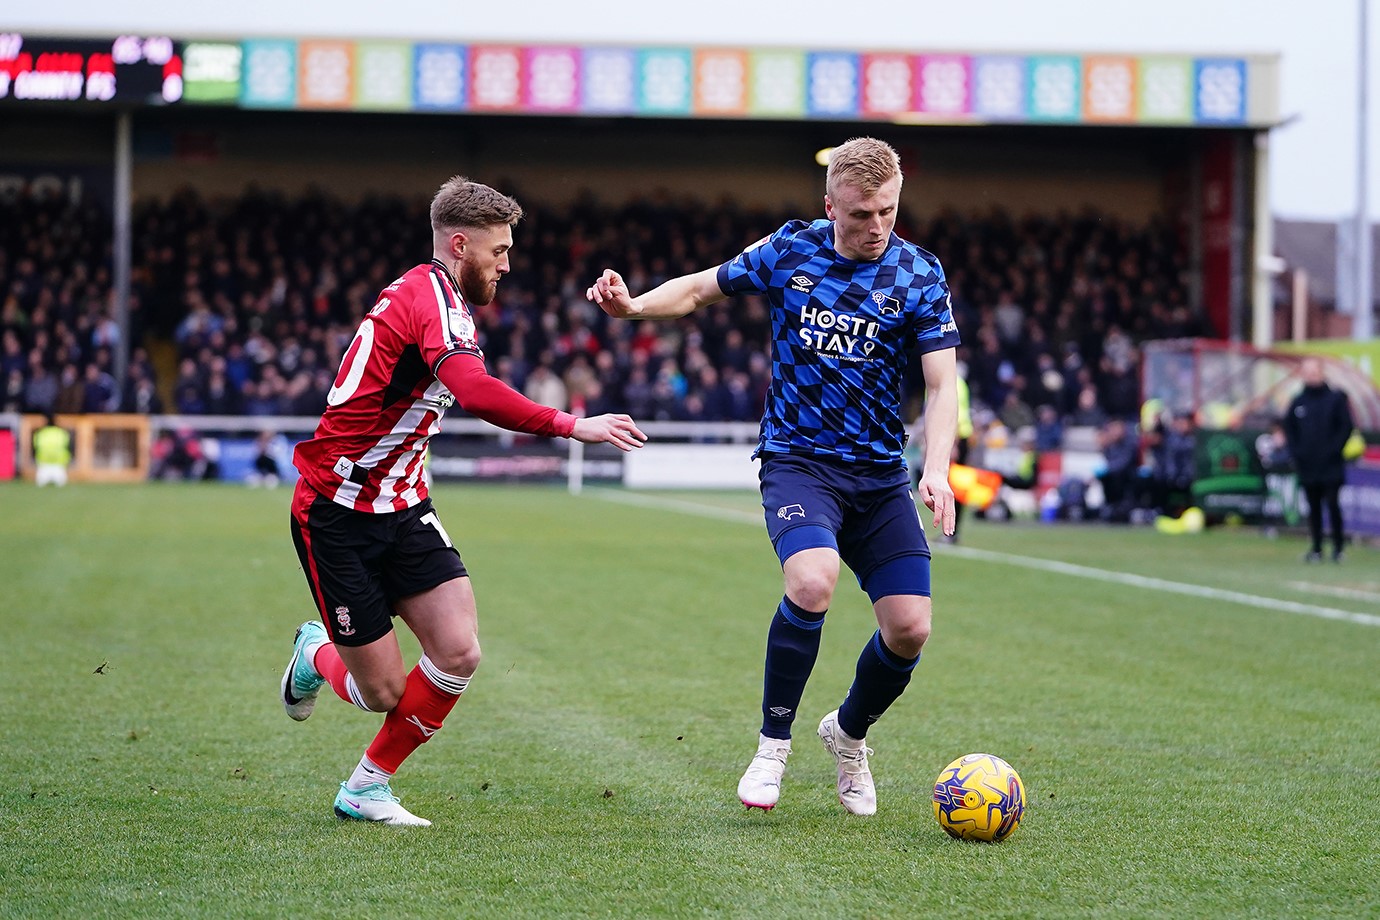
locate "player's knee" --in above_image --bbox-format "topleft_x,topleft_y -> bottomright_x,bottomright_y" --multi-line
786,568 -> 837,612
431,641 -> 481,679
887,616 -> 931,657
364,673 -> 408,712
878,597 -> 932,658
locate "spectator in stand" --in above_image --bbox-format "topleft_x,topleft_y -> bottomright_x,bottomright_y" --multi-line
204,359 -> 241,415
997,378 -> 1036,432
523,362 -> 568,412
3,368 -> 24,413
80,361 -> 118,413
1033,403 -> 1064,452
54,364 -> 85,415
173,358 -> 206,415
242,378 -> 283,416
1069,384 -> 1108,428
22,356 -> 58,415
1099,350 -> 1141,420
562,353 -> 599,415
1,329 -> 24,380
121,367 -> 165,414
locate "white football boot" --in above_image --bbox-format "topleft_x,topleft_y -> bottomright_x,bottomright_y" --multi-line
333,782 -> 432,827
817,710 -> 877,816
737,734 -> 792,810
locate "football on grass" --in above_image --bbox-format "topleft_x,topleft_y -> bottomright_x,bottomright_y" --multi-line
932,752 -> 1025,842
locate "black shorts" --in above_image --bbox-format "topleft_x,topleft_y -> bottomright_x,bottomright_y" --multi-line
290,479 -> 468,647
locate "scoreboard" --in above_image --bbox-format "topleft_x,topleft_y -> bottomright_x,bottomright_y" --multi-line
0,34 -> 183,105
0,32 -> 1270,127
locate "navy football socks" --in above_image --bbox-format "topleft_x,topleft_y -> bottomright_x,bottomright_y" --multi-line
837,630 -> 919,740
760,596 -> 826,740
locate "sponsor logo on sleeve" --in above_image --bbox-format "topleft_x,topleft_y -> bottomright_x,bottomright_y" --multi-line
448,306 -> 476,345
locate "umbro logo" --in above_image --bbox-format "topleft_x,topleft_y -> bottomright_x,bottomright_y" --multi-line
406,715 -> 439,738
769,706 -> 793,717
789,275 -> 815,293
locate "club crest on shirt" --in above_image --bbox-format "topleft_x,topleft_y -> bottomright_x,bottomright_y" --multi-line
871,291 -> 902,316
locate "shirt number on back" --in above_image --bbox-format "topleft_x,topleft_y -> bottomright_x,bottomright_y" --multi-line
326,319 -> 376,407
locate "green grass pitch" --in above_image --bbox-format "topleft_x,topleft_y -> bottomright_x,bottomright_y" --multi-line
2,482 -> 1377,918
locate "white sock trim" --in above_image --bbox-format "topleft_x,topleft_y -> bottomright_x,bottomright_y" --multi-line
345,674 -> 375,712
418,654 -> 471,696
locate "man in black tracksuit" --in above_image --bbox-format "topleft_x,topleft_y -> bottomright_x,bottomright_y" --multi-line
1282,358 -> 1355,562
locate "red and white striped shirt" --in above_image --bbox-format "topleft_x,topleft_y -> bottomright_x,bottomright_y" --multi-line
294,260 -> 575,512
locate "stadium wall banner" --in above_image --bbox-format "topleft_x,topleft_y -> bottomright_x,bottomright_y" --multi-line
1341,461 -> 1380,538
623,444 -> 759,489
1,33 -> 1276,127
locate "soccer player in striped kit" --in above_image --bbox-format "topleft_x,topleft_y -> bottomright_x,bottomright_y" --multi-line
282,177 -> 646,826
588,137 -> 959,816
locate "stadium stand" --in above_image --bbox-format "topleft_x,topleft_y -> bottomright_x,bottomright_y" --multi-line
1,183 -> 1194,430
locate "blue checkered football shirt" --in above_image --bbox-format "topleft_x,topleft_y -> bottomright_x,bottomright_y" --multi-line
717,218 -> 961,465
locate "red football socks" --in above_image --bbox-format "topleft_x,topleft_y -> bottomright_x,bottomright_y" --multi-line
365,656 -> 469,773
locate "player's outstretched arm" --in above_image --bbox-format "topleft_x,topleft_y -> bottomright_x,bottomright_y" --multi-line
437,353 -> 644,451
916,348 -> 959,537
571,414 -> 647,452
586,267 -> 726,320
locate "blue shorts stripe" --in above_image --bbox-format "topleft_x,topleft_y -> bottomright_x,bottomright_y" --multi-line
773,523 -> 837,565
862,552 -> 931,602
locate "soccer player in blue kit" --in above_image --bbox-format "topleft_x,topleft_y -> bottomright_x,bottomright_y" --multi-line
587,137 -> 960,816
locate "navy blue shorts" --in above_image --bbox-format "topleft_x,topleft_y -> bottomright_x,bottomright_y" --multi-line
759,452 -> 931,600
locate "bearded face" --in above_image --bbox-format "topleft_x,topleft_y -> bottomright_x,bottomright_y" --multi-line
455,223 -> 513,306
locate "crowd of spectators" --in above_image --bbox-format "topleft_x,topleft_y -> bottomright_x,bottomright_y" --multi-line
2,183 -> 1199,441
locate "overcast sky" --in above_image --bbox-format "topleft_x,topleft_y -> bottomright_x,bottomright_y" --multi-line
5,0 -> 1377,221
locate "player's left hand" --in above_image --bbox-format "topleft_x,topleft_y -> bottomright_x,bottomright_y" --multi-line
917,472 -> 956,536
572,414 -> 648,452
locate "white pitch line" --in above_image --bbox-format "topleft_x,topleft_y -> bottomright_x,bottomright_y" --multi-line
593,488 -> 763,525
1286,581 -> 1380,604
589,489 -> 1380,628
942,546 -> 1380,627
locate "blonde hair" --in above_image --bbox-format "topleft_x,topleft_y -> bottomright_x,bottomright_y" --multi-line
825,137 -> 902,197
430,176 -> 524,233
